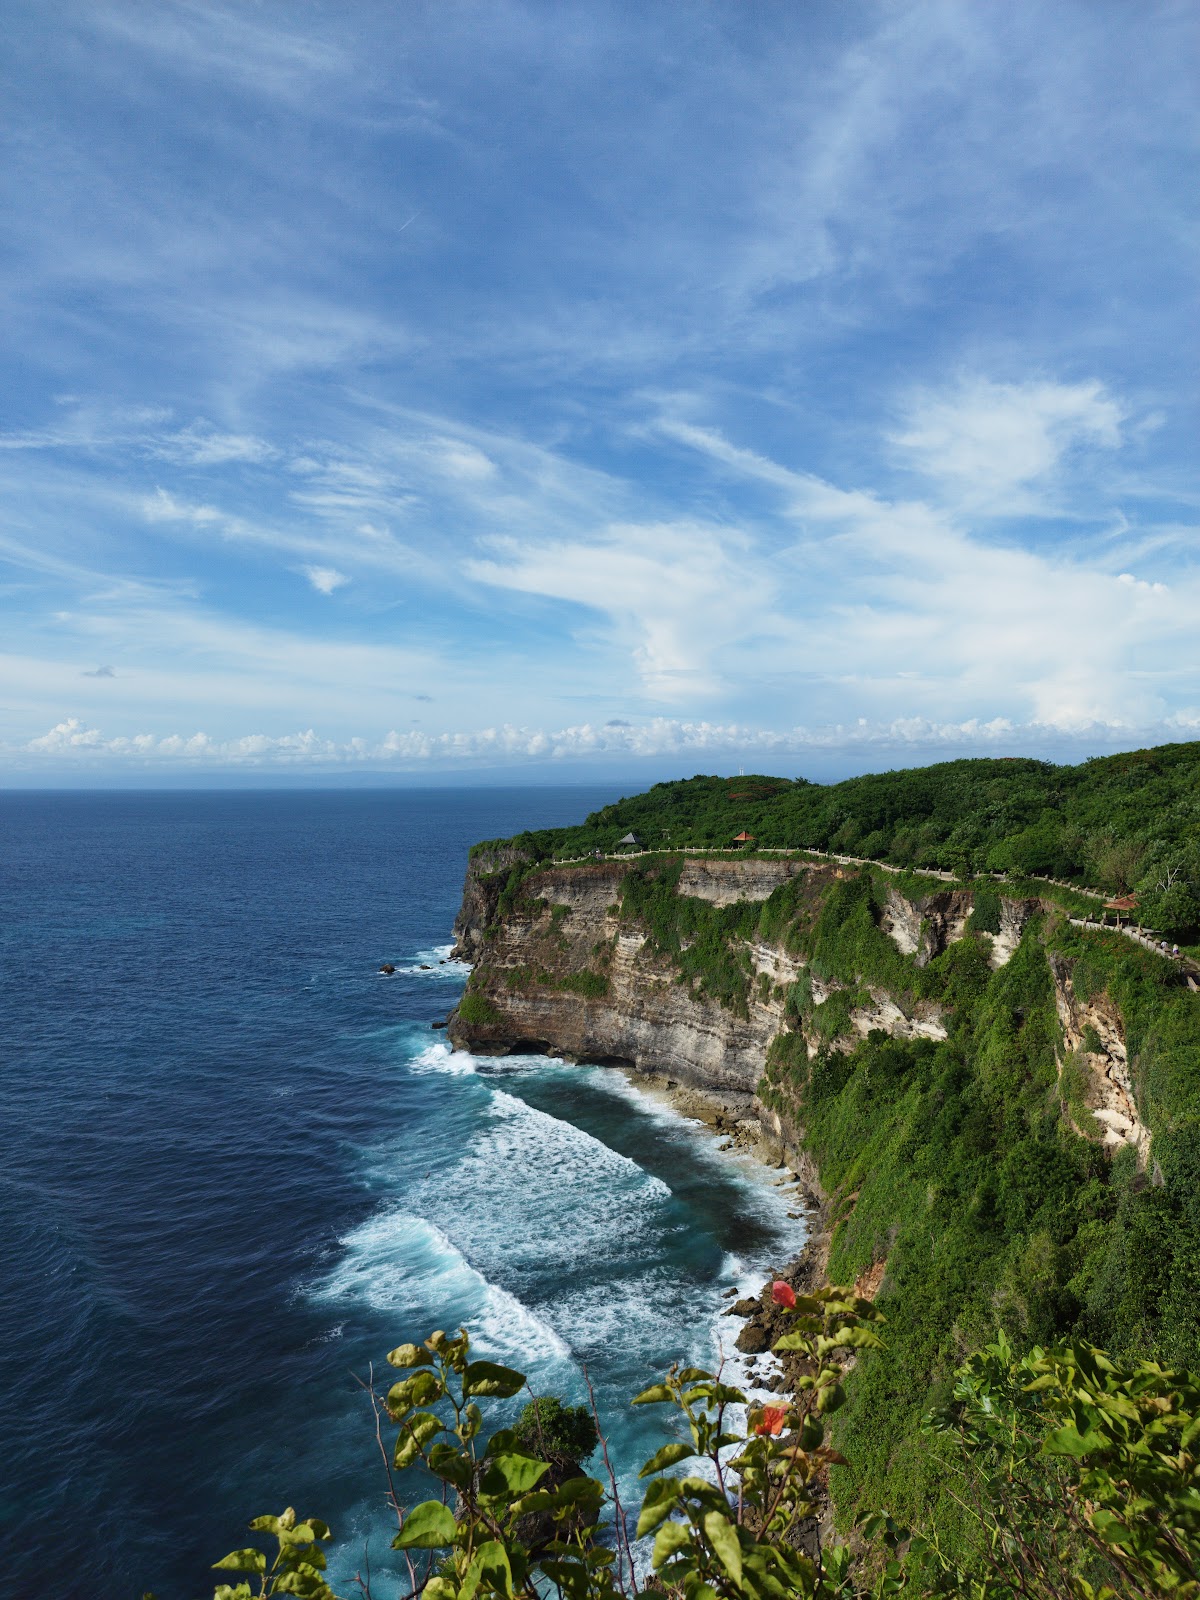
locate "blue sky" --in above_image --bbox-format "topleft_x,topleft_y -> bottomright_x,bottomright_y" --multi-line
2,0 -> 1196,784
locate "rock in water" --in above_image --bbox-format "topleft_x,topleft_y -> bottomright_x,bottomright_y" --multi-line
736,1321 -> 770,1355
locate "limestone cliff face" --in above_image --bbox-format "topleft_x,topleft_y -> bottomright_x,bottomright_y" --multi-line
446,855 -> 1013,1093
451,845 -> 530,962
675,857 -> 807,904
447,853 -> 1124,1149
448,859 -> 788,1092
1050,954 -> 1150,1161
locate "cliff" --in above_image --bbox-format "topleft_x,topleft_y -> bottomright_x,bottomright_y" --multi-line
450,857 -> 803,1092
445,832 -> 1200,1542
450,852 -> 1042,1106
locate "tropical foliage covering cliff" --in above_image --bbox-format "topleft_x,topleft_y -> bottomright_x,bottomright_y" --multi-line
472,742 -> 1200,939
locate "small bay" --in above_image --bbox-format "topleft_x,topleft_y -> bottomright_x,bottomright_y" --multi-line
0,790 -> 805,1597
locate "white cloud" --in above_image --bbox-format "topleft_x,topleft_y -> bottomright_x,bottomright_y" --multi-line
157,422 -> 275,466
890,378 -> 1124,513
657,412 -> 1200,731
18,713 -> 1200,771
467,521 -> 779,699
302,564 -> 349,595
142,486 -> 222,525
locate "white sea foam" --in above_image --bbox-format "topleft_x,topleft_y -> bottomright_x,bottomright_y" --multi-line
405,1040 -> 477,1075
404,1087 -> 671,1280
391,943 -> 467,979
313,1210 -> 572,1369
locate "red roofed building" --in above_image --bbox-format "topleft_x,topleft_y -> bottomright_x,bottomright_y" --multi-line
732,831 -> 754,845
1104,893 -> 1140,925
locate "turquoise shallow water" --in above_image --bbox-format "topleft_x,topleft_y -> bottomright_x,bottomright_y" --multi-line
0,789 -> 805,1598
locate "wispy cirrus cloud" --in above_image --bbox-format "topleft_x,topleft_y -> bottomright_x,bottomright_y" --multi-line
889,377 -> 1125,514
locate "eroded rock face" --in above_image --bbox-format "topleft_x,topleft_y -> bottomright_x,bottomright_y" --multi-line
880,888 -> 922,956
988,897 -> 1039,968
1051,955 -> 1150,1162
676,857 -> 805,905
849,988 -> 947,1042
450,845 -> 530,961
879,885 -> 1038,969
879,887 -> 972,963
448,861 -> 786,1091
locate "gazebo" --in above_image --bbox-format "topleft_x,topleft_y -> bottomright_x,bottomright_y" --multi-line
732,831 -> 754,847
616,831 -> 642,852
1104,893 -> 1139,927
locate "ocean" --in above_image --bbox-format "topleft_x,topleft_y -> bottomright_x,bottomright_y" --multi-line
0,789 -> 806,1599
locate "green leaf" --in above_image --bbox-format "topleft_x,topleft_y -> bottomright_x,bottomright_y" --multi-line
393,1500 -> 457,1549
816,1381 -> 846,1415
636,1477 -> 682,1536
388,1370 -> 444,1415
427,1441 -> 473,1487
463,1360 -> 526,1399
460,1538 -> 513,1600
652,1519 -> 693,1569
387,1342 -> 435,1368
1043,1423 -> 1106,1456
770,1333 -> 813,1352
703,1511 -> 743,1588
424,1577 -> 460,1600
394,1410 -> 444,1469
639,1439 -> 695,1477
480,1452 -> 550,1497
632,1383 -> 674,1405
545,1476 -> 604,1507
212,1549 -> 267,1573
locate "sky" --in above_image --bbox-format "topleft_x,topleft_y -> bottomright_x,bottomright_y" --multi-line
1,0 -> 1196,786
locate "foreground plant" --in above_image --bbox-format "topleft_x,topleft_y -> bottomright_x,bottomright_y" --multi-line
199,1293 -> 1200,1600
896,1330 -> 1200,1600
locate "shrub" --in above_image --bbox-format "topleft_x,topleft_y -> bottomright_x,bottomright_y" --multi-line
515,1396 -> 598,1461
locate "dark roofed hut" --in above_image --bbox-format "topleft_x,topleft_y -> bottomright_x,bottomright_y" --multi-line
616,831 -> 642,852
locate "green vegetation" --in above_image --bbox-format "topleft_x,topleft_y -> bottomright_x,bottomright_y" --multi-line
201,1308 -> 1199,1600
472,741 -> 1200,939
515,1396 -> 599,1461
502,964 -> 609,998
618,857 -> 763,1016
457,990 -> 503,1026
751,865 -> 1200,1544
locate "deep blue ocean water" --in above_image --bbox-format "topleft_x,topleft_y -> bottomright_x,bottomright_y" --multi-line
0,790 -> 805,1599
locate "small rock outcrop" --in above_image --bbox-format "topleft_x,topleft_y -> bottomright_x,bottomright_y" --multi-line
451,844 -> 531,961
1051,954 -> 1150,1161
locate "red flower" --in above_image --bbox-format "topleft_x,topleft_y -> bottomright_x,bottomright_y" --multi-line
755,1405 -> 788,1437
771,1280 -> 797,1308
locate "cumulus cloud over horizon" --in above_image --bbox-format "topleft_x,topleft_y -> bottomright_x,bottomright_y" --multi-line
19,713 -> 1200,775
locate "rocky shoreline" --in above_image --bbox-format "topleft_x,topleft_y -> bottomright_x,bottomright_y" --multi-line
612,1067 -> 833,1382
